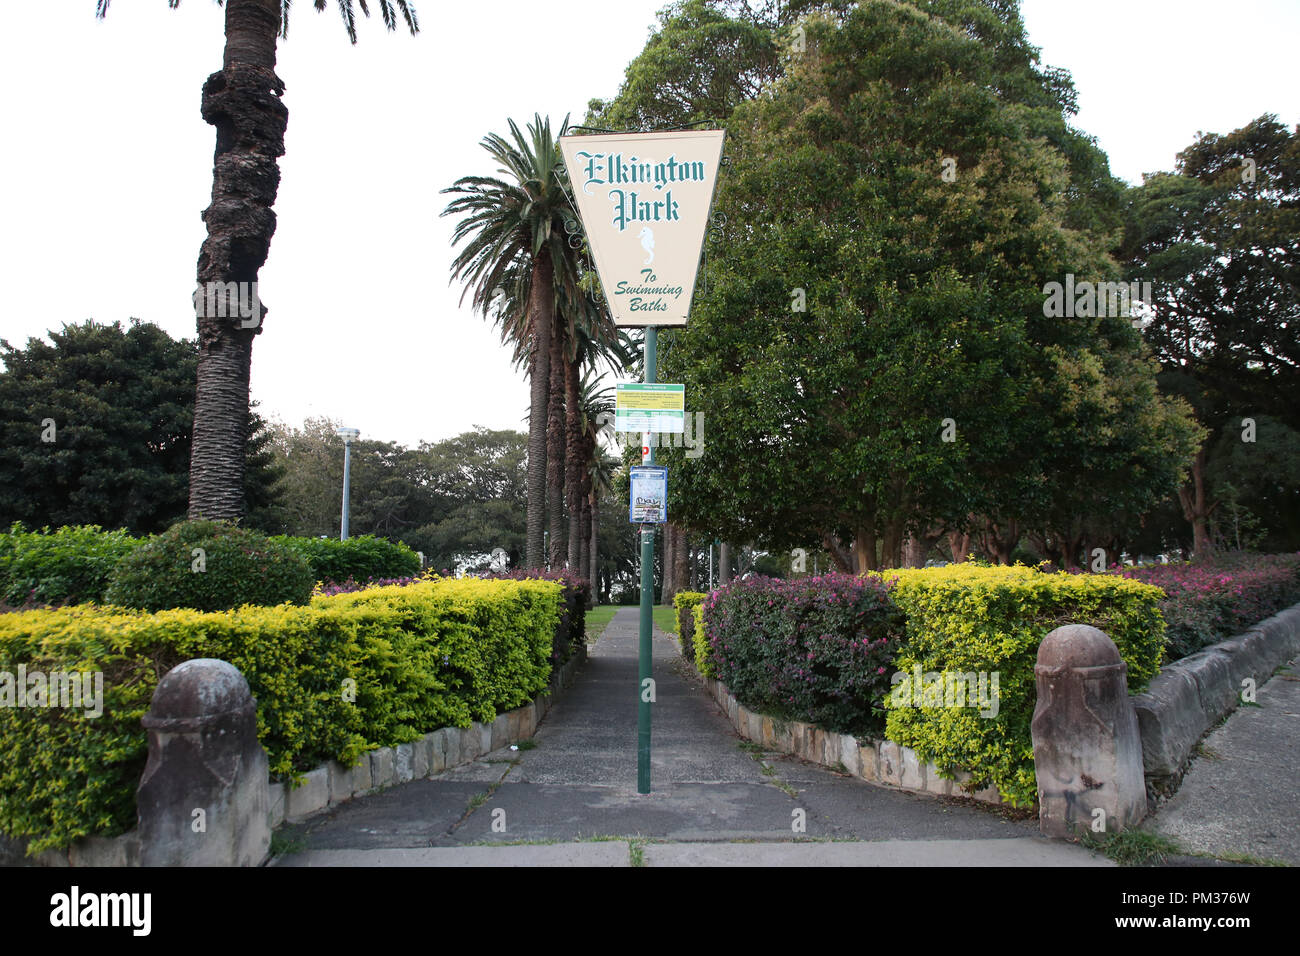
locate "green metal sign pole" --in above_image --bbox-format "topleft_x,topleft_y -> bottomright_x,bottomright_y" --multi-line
637,326 -> 657,795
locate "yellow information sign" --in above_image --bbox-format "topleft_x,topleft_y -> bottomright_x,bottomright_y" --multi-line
617,383 -> 685,432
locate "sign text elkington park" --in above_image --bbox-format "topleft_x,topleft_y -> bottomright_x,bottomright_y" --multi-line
559,129 -> 724,796
559,130 -> 725,327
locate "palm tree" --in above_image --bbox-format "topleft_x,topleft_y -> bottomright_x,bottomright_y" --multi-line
563,304 -> 629,571
577,371 -> 616,593
96,0 -> 419,521
442,114 -> 581,569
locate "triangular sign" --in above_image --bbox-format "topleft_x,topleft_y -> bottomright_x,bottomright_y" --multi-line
560,129 -> 725,327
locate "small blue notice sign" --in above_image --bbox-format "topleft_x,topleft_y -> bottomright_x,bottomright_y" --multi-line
629,465 -> 668,524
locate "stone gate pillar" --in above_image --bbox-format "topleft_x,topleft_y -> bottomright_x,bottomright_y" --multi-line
137,658 -> 270,866
1031,625 -> 1146,839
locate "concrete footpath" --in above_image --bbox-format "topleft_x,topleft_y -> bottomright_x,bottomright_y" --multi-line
275,607 -> 1110,867
1147,657 -> 1300,865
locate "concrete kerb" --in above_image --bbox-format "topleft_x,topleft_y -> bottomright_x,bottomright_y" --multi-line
1132,601 -> 1300,791
303,644 -> 587,819
707,675 -> 1004,807
709,601 -> 1300,812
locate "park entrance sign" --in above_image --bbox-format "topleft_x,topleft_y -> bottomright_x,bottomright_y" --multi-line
561,128 -> 724,797
559,129 -> 725,327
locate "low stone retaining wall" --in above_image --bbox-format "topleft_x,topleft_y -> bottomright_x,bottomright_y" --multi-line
704,600 -> 1300,814
1131,603 -> 1300,789
271,645 -> 586,827
11,645 -> 586,866
699,675 -> 1006,806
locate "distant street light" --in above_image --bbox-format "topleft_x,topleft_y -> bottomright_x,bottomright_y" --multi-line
336,427 -> 360,540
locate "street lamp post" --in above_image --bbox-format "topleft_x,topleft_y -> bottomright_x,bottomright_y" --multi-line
336,427 -> 360,540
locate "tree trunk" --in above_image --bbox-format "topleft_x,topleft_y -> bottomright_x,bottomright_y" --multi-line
903,530 -> 939,568
524,250 -> 552,570
188,0 -> 286,521
719,541 -> 731,585
546,321 -> 566,569
1060,532 -> 1084,571
1178,446 -> 1217,562
662,522 -> 676,603
854,525 -> 878,572
578,448 -> 593,584
880,519 -> 905,570
946,530 -> 972,564
823,532 -> 855,573
589,491 -> 599,604
981,517 -> 1020,565
577,497 -> 589,581
1026,531 -> 1055,567
564,356 -> 583,572
673,525 -> 689,599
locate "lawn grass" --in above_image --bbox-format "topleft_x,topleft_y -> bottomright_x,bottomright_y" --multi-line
584,605 -> 619,643
653,604 -> 679,635
585,604 -> 680,642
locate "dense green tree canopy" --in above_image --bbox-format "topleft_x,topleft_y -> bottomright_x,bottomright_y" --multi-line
1119,115 -> 1300,554
639,0 -> 1196,568
0,320 -> 281,534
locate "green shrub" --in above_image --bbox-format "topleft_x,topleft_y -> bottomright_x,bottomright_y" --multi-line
692,602 -> 711,677
673,591 -> 706,661
870,565 -> 1166,808
0,524 -> 140,607
700,574 -> 903,734
105,520 -> 314,611
0,577 -> 563,854
481,569 -> 589,664
273,534 -> 421,585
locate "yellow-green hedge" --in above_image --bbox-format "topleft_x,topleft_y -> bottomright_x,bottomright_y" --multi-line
692,602 -> 713,677
0,577 -> 562,854
867,565 -> 1166,807
673,591 -> 706,661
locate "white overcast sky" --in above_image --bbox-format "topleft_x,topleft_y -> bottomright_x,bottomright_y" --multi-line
1,1 -> 1296,449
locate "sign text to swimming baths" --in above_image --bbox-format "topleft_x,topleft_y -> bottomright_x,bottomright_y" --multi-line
560,130 -> 724,328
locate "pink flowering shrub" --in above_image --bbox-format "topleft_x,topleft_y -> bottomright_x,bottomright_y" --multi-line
312,573 -> 430,597
702,574 -> 904,735
1113,553 -> 1300,660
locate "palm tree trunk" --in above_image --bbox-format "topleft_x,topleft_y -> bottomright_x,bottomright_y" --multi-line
578,437 -> 593,582
589,490 -> 600,604
546,321 -> 566,569
662,522 -> 675,602
564,356 -> 583,572
719,541 -> 731,585
188,0 -> 286,521
578,495 -> 590,580
525,250 -> 553,569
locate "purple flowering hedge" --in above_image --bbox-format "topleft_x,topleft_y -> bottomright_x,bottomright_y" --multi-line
700,573 -> 905,736
1112,552 -> 1300,660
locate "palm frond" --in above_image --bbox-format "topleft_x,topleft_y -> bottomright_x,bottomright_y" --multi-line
97,0 -> 415,44
97,0 -> 189,18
